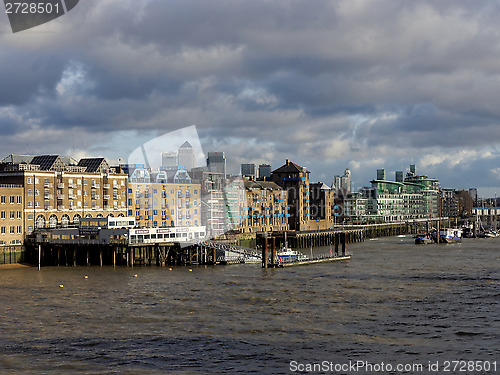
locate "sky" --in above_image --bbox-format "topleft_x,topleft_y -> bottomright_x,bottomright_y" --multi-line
1,0 -> 500,197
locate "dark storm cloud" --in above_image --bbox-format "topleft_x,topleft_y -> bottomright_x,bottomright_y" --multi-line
2,0 -> 500,190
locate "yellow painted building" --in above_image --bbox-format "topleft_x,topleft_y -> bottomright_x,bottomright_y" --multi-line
0,156 -> 129,238
0,184 -> 24,246
129,182 -> 201,228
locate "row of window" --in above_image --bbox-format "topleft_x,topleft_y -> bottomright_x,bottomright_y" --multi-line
0,240 -> 22,245
26,189 -> 124,198
0,226 -> 23,234
0,211 -> 22,219
27,177 -> 125,186
24,200 -> 126,208
131,188 -> 198,195
134,220 -> 199,228
0,196 -> 22,204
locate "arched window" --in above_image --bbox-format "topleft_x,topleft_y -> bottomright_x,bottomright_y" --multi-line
61,215 -> 70,228
48,215 -> 58,228
73,214 -> 81,225
36,215 -> 46,229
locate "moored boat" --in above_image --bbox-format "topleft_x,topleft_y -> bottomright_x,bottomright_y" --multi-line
415,233 -> 434,244
436,228 -> 462,243
276,247 -> 308,262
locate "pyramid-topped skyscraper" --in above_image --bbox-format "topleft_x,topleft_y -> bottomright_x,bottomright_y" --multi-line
177,141 -> 195,171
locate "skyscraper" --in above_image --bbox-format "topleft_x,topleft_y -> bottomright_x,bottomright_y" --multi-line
177,141 -> 195,170
258,164 -> 271,179
161,151 -> 177,169
241,163 -> 257,178
333,168 -> 351,196
207,152 -> 226,177
376,169 -> 386,181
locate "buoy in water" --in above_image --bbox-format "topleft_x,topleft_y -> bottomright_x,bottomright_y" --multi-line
84,276 -> 88,279
59,284 -> 64,288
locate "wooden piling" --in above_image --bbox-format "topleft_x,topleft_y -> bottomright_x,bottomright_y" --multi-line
262,237 -> 268,268
271,237 -> 276,266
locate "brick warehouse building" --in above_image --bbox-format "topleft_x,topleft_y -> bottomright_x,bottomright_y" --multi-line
0,155 -> 128,239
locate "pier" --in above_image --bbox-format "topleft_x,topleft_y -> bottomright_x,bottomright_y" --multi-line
257,230 -> 354,268
22,218 -> 452,269
25,226 -> 261,268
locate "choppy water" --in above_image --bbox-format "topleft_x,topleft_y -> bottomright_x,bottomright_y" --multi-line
0,236 -> 499,374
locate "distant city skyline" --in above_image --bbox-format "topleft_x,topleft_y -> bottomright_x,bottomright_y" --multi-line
2,1 -> 500,197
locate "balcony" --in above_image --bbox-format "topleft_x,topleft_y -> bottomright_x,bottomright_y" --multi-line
57,194 -> 64,200
103,195 -> 110,200
57,183 -> 64,189
91,183 -> 99,189
57,205 -> 64,210
92,195 -> 99,200
113,184 -> 119,189
103,184 -> 110,189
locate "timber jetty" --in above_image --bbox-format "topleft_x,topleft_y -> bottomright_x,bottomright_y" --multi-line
24,218 -> 428,268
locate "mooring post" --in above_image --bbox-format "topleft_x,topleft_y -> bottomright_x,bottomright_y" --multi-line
271,236 -> 276,267
38,244 -> 41,270
99,248 -> 103,267
342,232 -> 346,256
262,236 -> 268,268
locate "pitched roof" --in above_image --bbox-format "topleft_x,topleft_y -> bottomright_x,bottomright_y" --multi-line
244,180 -> 283,190
30,155 -> 65,171
1,154 -> 36,164
310,182 -> 331,190
272,160 -> 310,174
179,141 -> 193,149
77,158 -> 109,173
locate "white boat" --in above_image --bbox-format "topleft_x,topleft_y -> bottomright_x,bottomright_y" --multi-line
437,228 -> 462,243
276,247 -> 308,262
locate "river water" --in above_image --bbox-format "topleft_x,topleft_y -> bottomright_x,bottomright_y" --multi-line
0,236 -> 499,374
